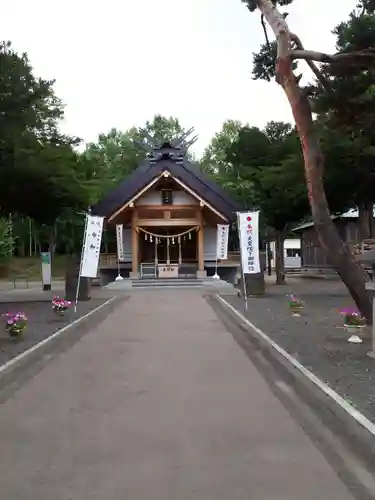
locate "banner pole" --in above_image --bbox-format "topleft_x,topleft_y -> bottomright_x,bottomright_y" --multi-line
237,212 -> 248,312
115,224 -> 124,281
213,258 -> 219,279
116,258 -> 122,280
74,212 -> 88,314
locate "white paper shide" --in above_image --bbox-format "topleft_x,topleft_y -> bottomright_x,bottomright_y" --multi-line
80,215 -> 104,278
216,224 -> 229,260
116,224 -> 125,261
237,211 -> 260,274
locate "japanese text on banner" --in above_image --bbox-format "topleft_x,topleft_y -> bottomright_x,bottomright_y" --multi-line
80,215 -> 104,278
237,211 -> 260,274
116,224 -> 124,261
216,224 -> 229,260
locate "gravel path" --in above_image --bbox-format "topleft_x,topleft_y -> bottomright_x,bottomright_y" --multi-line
0,299 -> 107,366
222,278 -> 375,422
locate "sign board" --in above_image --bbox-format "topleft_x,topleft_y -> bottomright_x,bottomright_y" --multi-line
41,252 -> 52,291
237,211 -> 260,274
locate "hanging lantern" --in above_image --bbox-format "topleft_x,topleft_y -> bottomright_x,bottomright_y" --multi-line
188,231 -> 191,240
172,237 -> 175,245
150,235 -> 153,243
145,233 -> 147,241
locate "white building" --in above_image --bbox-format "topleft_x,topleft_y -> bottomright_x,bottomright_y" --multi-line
269,238 -> 301,270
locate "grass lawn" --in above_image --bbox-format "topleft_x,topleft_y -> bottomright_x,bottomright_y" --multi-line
1,255 -> 69,280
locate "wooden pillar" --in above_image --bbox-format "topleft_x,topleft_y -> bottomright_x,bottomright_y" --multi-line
198,225 -> 204,271
197,207 -> 204,272
131,210 -> 139,276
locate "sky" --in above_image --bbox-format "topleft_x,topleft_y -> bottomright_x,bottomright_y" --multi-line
3,0 -> 357,156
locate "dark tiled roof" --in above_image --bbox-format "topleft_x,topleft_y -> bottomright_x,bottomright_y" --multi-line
91,153 -> 241,221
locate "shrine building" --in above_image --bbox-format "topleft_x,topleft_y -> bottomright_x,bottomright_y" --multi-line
91,133 -> 240,282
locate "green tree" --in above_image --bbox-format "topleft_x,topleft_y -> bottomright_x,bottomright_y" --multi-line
242,0 -> 375,321
226,122 -> 308,283
0,218 -> 15,264
84,115 -> 195,203
313,1 -> 375,239
84,128 -> 142,200
201,120 -> 244,174
0,41 -> 88,225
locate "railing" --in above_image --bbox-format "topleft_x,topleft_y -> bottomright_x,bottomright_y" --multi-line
140,263 -> 157,278
99,253 -> 117,267
227,251 -> 240,262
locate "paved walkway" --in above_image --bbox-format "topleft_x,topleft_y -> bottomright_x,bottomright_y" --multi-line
0,291 -> 354,500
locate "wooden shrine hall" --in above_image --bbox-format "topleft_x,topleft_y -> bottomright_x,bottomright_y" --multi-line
91,130 -> 240,281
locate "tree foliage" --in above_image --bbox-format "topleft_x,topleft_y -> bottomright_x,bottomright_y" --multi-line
0,41 -> 88,224
241,0 -> 375,318
312,1 -> 375,236
0,218 -> 15,263
83,115 -> 194,203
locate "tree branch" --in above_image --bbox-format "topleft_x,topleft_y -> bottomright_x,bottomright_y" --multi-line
261,13 -> 271,51
291,48 -> 375,64
289,33 -> 332,95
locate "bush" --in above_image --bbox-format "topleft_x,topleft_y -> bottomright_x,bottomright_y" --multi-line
0,218 -> 15,265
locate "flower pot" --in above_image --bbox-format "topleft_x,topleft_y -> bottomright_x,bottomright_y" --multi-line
290,306 -> 303,317
344,324 -> 365,332
8,328 -> 25,340
344,324 -> 365,343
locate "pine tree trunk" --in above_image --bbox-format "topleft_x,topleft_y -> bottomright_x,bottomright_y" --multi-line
257,0 -> 372,322
275,230 -> 286,285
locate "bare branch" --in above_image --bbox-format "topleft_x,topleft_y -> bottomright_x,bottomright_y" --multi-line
291,48 -> 375,64
289,33 -> 332,94
260,13 -> 271,51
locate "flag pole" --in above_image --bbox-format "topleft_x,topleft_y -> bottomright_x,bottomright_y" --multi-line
115,258 -> 123,281
213,258 -> 219,279
237,212 -> 248,312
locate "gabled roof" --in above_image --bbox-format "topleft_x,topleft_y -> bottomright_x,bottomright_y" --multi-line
292,207 -> 375,232
91,143 -> 241,221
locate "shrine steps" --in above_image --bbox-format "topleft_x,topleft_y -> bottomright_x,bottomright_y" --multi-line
131,278 -> 203,288
104,277 -> 238,294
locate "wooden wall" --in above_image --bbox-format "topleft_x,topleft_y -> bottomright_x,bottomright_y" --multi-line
299,219 -> 360,268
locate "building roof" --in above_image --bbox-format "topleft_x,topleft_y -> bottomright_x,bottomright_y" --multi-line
292,207 -> 375,232
91,142 -> 241,221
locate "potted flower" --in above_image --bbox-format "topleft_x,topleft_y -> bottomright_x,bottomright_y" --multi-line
52,296 -> 71,316
2,312 -> 28,339
340,308 -> 366,343
288,294 -> 304,316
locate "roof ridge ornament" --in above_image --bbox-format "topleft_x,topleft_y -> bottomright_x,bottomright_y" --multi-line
135,127 -> 198,157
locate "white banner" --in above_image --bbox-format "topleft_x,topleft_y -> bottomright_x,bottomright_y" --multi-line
116,224 -> 124,261
80,215 -> 104,278
237,211 -> 260,274
216,224 -> 229,260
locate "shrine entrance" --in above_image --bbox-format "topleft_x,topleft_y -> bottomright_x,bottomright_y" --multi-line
139,227 -> 198,265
